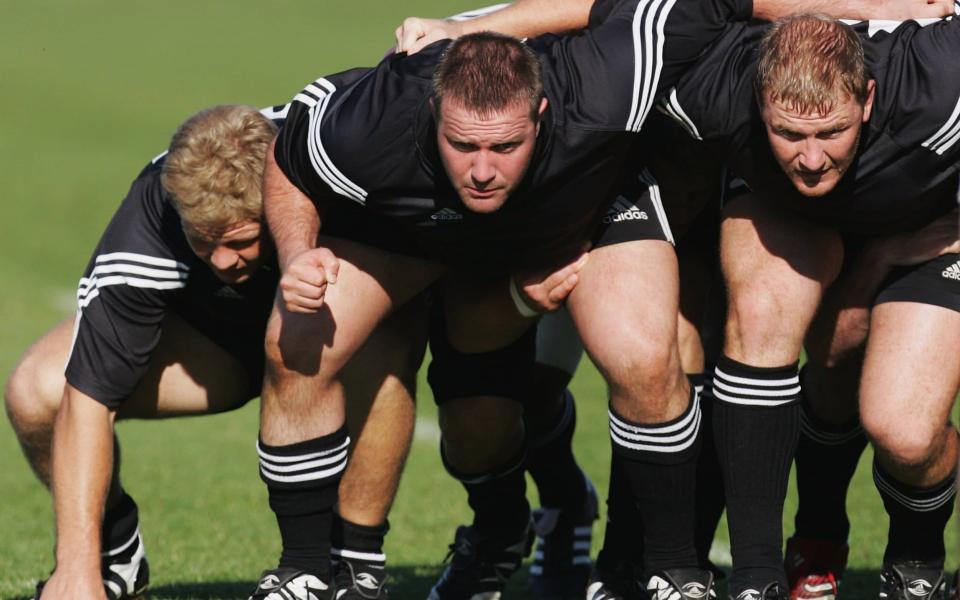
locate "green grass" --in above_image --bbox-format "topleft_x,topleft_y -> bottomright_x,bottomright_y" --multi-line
0,2 -> 956,598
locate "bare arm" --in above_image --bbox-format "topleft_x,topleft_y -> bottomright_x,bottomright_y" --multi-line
397,0 -> 953,54
396,0 -> 593,54
451,0 -> 593,37
754,0 -> 954,20
263,138 -> 340,313
39,386 -> 114,600
264,138 -> 321,271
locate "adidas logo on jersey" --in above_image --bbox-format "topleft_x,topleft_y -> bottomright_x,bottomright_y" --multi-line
603,198 -> 648,224
431,208 -> 463,221
942,260 -> 960,280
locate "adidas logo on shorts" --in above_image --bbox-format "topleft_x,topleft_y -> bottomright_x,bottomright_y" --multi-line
602,198 -> 648,224
431,208 -> 463,221
942,260 -> 960,280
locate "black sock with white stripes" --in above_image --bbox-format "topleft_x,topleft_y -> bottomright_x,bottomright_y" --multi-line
526,389 -> 588,513
875,459 -> 957,568
258,426 -> 350,579
596,448 -> 643,575
442,445 -> 531,539
609,385 -> 702,576
710,356 -> 800,594
794,382 -> 867,542
332,514 -> 388,588
101,490 -> 140,555
691,373 -> 726,570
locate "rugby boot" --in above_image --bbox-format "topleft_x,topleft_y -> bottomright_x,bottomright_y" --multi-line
646,568 -> 717,600
784,536 -> 848,600
335,559 -> 389,599
587,566 -> 649,600
529,478 -> 600,599
33,528 -> 150,600
248,568 -> 335,600
878,562 -> 947,600
731,583 -> 789,600
427,521 -> 534,600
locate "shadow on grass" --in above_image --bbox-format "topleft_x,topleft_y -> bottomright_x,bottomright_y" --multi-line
9,566 -> 890,599
68,565 -> 449,600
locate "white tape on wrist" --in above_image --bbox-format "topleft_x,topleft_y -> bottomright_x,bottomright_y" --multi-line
509,277 -> 540,318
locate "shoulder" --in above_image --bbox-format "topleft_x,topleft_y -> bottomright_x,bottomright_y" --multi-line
93,160 -> 194,273
660,21 -> 762,144
865,17 -> 960,154
284,55 -> 438,202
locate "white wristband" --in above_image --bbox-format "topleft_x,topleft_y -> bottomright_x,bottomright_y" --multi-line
508,277 -> 540,318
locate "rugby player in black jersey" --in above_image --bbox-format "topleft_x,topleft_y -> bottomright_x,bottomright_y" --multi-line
4,105 -> 426,600
262,1 -> 954,599
650,13 -> 960,600
264,0 -> 754,596
394,2 -> 956,600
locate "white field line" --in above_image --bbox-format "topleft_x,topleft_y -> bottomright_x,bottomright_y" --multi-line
414,416 -> 441,444
709,540 -> 732,566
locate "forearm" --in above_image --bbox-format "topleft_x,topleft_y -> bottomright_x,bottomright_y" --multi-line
456,0 -> 594,38
754,0 -> 952,21
263,140 -> 321,270
451,0 -> 948,41
753,0 -> 851,20
50,386 -> 116,576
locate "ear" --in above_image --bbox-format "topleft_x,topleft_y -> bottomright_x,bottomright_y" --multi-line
535,96 -> 548,135
862,80 -> 876,123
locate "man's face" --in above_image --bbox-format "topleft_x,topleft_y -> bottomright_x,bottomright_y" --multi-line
761,81 -> 874,197
436,97 -> 547,213
183,219 -> 267,284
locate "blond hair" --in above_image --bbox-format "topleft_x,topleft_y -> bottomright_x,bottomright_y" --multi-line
161,105 -> 278,234
756,14 -> 869,115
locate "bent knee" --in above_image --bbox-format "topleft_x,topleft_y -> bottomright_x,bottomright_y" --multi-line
263,309 -> 344,381
5,352 -> 64,433
725,288 -> 810,363
728,288 -> 801,339
864,414 -> 946,470
601,336 -> 682,400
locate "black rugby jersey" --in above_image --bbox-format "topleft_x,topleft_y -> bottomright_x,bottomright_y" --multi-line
65,105 -> 287,409
274,0 -> 752,270
660,16 -> 960,235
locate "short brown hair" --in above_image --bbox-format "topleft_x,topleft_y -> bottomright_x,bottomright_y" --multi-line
161,105 -> 277,234
756,14 -> 869,114
433,31 -> 543,119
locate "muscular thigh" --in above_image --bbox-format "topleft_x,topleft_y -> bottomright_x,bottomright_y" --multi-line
567,239 -> 683,414
265,236 -> 443,379
119,311 -> 256,418
10,314 -> 254,420
860,302 -> 960,432
721,193 -> 843,365
341,296 -> 428,433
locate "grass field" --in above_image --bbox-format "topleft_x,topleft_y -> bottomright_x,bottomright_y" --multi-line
0,2 -> 956,598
